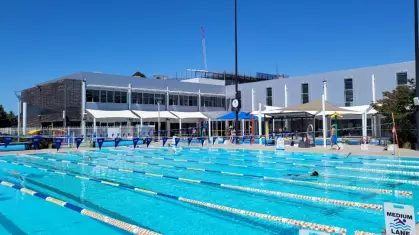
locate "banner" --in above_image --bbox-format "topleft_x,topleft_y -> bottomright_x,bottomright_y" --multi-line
222,137 -> 227,144
199,138 -> 205,147
55,138 -> 63,151
187,137 -> 193,146
75,137 -> 83,149
231,136 -> 237,143
97,138 -> 104,150
32,136 -> 42,150
146,138 -> 153,148
162,137 -> 168,147
133,138 -> 139,149
114,138 -> 122,148
242,136 -> 247,142
175,138 -> 180,147
3,137 -> 12,148
212,137 -> 217,145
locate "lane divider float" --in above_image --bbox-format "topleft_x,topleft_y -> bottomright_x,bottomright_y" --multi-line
3,161 -> 348,235
5,158 -> 384,212
0,180 -> 161,235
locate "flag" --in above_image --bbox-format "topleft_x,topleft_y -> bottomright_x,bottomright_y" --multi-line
187,137 -> 193,145
97,138 -> 104,150
32,136 -> 42,150
146,138 -> 153,148
55,138 -> 63,151
175,138 -> 180,147
75,137 -> 83,149
212,137 -> 217,145
3,137 -> 12,148
200,138 -> 205,147
162,137 -> 168,147
114,138 -> 122,148
133,138 -> 139,149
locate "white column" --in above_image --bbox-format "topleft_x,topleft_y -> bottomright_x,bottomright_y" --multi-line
284,84 -> 289,130
372,74 -> 377,137
273,119 -> 275,133
93,118 -> 97,140
208,118 -> 212,140
81,80 -> 86,137
258,103 -> 262,145
22,102 -> 27,135
251,88 -> 255,112
167,119 -> 171,137
128,84 -> 132,110
140,118 -> 143,130
198,89 -> 201,112
322,94 -> 326,148
17,98 -> 21,138
179,119 -> 182,136
362,111 -> 367,138
323,80 -> 327,101
241,119 -> 244,136
166,87 -> 169,110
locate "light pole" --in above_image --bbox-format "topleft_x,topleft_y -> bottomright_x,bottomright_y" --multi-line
415,0 -> 419,150
234,0 -> 239,143
14,91 -> 22,142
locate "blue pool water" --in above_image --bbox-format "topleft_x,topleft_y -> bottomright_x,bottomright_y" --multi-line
0,147 -> 419,234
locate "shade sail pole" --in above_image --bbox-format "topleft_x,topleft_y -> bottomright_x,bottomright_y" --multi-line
322,94 -> 326,148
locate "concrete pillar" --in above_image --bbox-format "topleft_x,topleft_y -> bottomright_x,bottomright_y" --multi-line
322,94 -> 326,148
284,84 -> 290,130
167,119 -> 171,137
128,84 -> 132,110
208,118 -> 212,140
198,89 -> 201,112
258,103 -> 262,137
179,119 -> 182,136
93,118 -> 97,140
81,80 -> 86,137
323,80 -> 328,101
166,87 -> 169,110
251,88 -> 255,112
22,102 -> 27,135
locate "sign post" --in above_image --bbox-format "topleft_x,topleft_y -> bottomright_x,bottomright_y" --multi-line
384,202 -> 416,235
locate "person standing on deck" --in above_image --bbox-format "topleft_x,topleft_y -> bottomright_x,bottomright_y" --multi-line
330,124 -> 340,150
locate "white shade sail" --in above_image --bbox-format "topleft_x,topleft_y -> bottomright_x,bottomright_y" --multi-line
170,111 -> 208,119
132,110 -> 178,119
86,109 -> 140,119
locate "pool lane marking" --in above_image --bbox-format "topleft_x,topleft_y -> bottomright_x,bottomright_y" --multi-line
56,153 -> 413,197
100,150 -> 419,178
362,162 -> 419,170
354,231 -> 380,235
0,180 -> 161,235
6,158 -> 385,212
1,162 -> 348,235
323,173 -> 419,186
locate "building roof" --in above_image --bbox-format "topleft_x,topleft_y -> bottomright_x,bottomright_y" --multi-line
132,110 -> 178,119
86,109 -> 139,119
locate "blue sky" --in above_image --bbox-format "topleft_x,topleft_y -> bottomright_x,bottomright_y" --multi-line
0,0 -> 414,112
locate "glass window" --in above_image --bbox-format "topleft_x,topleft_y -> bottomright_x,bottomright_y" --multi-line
93,90 -> 100,102
137,93 -> 143,104
143,93 -> 154,104
155,93 -> 166,105
86,89 -> 93,102
397,72 -> 408,86
100,90 -> 107,103
115,91 -> 121,103
189,96 -> 197,106
344,78 -> 354,106
132,92 -> 137,104
107,91 -> 114,103
180,95 -> 188,106
301,84 -> 309,104
266,87 -> 273,106
169,94 -> 179,105
121,92 -> 127,103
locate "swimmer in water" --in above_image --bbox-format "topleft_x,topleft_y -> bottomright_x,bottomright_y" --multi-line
287,171 -> 319,177
172,148 -> 177,154
10,171 -> 20,175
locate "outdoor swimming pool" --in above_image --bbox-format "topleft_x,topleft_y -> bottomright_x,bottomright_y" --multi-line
0,147 -> 418,234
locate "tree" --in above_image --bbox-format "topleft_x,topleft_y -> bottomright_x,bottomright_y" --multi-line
132,71 -> 146,78
0,105 -> 10,128
373,78 -> 417,148
8,111 -> 17,127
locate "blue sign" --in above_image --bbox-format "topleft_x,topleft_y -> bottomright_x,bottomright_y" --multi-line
114,138 -> 122,148
162,137 -> 168,147
75,137 -> 83,149
146,138 -> 153,148
187,137 -> 193,146
175,138 -> 180,147
32,136 -> 42,150
55,138 -> 63,151
199,138 -> 205,147
133,138 -> 139,149
212,137 -> 217,145
3,137 -> 12,148
97,138 -> 104,150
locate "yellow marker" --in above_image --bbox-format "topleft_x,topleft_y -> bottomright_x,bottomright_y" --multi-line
101,181 -> 119,187
46,197 -> 66,206
179,178 -> 201,183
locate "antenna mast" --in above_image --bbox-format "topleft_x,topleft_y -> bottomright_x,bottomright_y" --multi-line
201,26 -> 208,71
